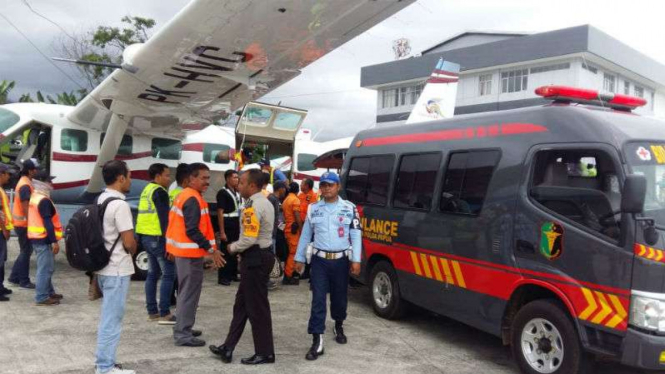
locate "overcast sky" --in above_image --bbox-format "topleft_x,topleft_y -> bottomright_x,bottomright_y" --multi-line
2,0 -> 665,140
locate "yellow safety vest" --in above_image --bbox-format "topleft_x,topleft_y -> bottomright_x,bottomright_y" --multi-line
136,183 -> 167,236
169,186 -> 183,207
0,188 -> 13,231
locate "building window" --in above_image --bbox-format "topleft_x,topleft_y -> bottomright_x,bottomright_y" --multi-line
529,62 -> 570,74
440,150 -> 500,215
203,144 -> 231,164
501,69 -> 528,93
100,133 -> 133,156
582,62 -> 598,74
346,155 -> 394,206
479,74 -> 492,96
381,83 -> 425,109
61,129 -> 88,152
393,152 -> 441,210
634,86 -> 644,98
624,81 -> 630,95
151,138 -> 181,160
603,73 -> 616,92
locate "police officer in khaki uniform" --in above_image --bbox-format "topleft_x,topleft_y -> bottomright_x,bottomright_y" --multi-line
210,169 -> 276,365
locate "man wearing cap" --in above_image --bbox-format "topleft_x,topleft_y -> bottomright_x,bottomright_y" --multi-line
27,171 -> 63,306
259,158 -> 287,186
294,171 -> 362,361
9,158 -> 39,289
0,164 -> 15,301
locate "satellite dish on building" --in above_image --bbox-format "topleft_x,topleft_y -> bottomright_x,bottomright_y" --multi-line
392,38 -> 411,60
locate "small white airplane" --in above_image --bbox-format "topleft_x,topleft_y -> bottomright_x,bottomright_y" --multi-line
0,0 -> 415,204
0,0 -> 415,277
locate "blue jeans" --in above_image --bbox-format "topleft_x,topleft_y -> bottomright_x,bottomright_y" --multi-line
33,242 -> 55,303
96,275 -> 130,373
142,235 -> 175,316
9,227 -> 33,286
308,255 -> 350,334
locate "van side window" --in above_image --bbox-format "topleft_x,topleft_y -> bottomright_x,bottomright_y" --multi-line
61,129 -> 88,152
530,149 -> 621,240
346,155 -> 394,206
100,133 -> 133,155
440,150 -> 500,215
393,153 -> 441,210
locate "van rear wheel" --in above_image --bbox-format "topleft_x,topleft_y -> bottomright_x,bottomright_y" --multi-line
369,261 -> 405,320
511,299 -> 592,374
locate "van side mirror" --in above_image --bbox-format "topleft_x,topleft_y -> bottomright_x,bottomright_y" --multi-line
621,175 -> 647,214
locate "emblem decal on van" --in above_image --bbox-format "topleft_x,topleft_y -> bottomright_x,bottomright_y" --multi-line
636,146 -> 651,161
540,222 -> 564,260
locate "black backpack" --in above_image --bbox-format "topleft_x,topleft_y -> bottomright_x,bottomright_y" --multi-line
64,197 -> 122,272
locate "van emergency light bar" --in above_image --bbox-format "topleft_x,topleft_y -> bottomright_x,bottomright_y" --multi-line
535,85 -> 647,111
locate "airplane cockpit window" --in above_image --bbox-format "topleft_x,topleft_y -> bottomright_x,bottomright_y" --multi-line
0,108 -> 20,133
274,112 -> 303,131
101,133 -> 133,155
242,107 -> 273,127
203,143 -> 231,164
151,138 -> 181,160
61,129 -> 88,152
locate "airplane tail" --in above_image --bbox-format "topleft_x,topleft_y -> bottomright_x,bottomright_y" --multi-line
406,58 -> 460,124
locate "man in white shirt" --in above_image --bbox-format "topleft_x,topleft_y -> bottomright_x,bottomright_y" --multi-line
94,160 -> 138,374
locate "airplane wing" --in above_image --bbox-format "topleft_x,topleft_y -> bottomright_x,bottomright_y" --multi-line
67,0 -> 415,134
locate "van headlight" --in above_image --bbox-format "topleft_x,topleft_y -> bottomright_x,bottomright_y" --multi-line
630,291 -> 665,332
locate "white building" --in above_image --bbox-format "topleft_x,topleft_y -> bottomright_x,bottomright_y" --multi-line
360,25 -> 665,126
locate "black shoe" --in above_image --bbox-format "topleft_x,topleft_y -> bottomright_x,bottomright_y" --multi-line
333,323 -> 347,344
209,344 -> 233,363
241,354 -> 275,365
0,288 -> 12,295
306,334 -> 324,361
177,337 -> 206,347
0,294 -> 9,302
192,329 -> 202,337
218,279 -> 231,286
282,276 -> 300,285
20,282 -> 35,289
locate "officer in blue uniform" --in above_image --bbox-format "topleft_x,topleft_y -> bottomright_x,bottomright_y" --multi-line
294,171 -> 362,361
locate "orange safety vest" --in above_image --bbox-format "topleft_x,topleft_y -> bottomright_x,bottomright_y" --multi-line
0,188 -> 14,231
166,187 -> 217,258
12,176 -> 33,228
27,193 -> 63,241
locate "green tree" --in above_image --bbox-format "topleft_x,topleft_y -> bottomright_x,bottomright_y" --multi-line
17,89 -> 87,106
0,80 -> 15,104
56,16 -> 156,90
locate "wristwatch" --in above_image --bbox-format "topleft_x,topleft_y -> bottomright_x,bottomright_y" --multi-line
207,247 -> 216,254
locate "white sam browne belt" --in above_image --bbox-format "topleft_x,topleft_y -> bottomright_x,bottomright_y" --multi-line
312,247 -> 352,260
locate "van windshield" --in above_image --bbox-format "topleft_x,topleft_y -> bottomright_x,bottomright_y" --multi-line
625,142 -> 665,226
0,107 -> 20,133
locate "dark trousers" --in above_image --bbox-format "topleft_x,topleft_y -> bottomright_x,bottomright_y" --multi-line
9,227 -> 32,285
223,248 -> 275,355
0,235 -> 7,289
173,257 -> 204,345
218,226 -> 239,282
308,255 -> 350,334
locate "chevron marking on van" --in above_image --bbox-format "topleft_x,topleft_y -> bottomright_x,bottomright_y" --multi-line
409,251 -> 466,289
634,243 -> 665,264
578,287 -> 628,330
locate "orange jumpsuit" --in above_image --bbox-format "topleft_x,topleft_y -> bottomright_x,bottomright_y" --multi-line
298,189 -> 318,222
282,193 -> 301,277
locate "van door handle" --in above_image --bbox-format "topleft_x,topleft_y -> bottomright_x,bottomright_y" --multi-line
516,240 -> 535,254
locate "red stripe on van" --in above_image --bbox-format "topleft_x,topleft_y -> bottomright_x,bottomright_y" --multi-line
361,123 -> 547,147
364,239 -> 629,331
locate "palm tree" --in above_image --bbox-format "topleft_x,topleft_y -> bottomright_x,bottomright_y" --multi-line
0,80 -> 16,104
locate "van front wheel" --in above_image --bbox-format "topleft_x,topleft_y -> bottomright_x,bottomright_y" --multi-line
369,261 -> 405,320
511,299 -> 592,374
